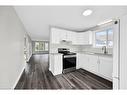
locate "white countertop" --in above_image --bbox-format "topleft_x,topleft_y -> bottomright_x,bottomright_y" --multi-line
75,51 -> 113,57
50,51 -> 112,57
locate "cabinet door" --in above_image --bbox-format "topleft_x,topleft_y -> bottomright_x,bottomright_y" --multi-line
84,31 -> 92,44
83,32 -> 89,44
113,77 -> 119,89
76,31 -> 92,45
50,28 -> 61,44
66,30 -> 71,41
54,55 -> 63,75
66,31 -> 76,43
77,53 -> 90,71
76,53 -> 83,69
99,56 -> 113,80
59,29 -> 67,41
76,32 -> 86,45
49,54 -> 54,72
82,54 -> 90,71
88,55 -> 98,73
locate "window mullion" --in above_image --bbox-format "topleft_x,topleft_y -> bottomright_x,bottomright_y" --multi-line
106,31 -> 108,47
44,42 -> 45,51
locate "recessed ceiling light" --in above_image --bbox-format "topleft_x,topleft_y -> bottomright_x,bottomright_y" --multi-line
83,9 -> 93,16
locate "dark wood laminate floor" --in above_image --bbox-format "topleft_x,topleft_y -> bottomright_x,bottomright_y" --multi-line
15,54 -> 112,89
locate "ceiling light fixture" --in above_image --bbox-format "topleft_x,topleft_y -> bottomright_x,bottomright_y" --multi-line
83,9 -> 93,16
97,19 -> 113,26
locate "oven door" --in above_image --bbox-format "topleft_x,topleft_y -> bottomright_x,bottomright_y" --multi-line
63,55 -> 76,70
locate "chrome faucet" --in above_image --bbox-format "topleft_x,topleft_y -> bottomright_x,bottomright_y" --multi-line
102,46 -> 107,54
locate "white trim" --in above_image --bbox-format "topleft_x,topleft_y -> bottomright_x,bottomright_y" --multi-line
12,63 -> 26,89
113,20 -> 120,89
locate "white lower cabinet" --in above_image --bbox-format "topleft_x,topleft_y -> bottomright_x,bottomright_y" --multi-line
49,54 -> 63,75
99,56 -> 113,81
76,53 -> 83,69
88,55 -> 98,73
82,54 -> 90,71
76,53 -> 89,70
77,53 -> 113,81
113,78 -> 119,89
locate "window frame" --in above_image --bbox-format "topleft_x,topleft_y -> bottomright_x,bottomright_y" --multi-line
93,26 -> 113,48
34,41 -> 49,52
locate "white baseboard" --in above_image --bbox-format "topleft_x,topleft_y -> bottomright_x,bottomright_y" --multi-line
12,63 -> 26,89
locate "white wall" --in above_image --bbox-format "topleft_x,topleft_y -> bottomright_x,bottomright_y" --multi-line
0,7 -> 30,89
120,15 -> 127,89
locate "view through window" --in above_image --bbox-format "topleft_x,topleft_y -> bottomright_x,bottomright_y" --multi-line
35,41 -> 49,51
95,28 -> 113,47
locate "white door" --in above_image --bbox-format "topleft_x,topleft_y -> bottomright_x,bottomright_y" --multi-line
99,56 -> 113,80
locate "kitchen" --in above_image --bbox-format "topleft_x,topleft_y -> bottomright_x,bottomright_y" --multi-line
1,6 -> 127,90
49,19 -> 116,88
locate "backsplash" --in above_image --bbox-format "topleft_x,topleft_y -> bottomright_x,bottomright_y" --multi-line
50,44 -> 113,54
79,45 -> 113,54
49,44 -> 80,53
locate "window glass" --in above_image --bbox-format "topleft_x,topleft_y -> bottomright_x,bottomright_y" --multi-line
95,31 -> 107,47
35,42 -> 44,51
35,42 -> 48,51
95,28 -> 113,47
107,29 -> 113,47
45,42 -> 49,51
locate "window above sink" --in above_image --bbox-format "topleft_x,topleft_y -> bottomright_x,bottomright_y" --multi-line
93,27 -> 113,48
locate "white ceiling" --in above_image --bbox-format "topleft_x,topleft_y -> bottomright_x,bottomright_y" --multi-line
14,6 -> 127,41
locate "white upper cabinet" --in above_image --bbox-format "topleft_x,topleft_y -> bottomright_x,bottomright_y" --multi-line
50,28 -> 61,44
76,31 -> 92,45
50,27 -> 93,45
66,31 -> 77,44
59,29 -> 67,41
50,27 -> 72,44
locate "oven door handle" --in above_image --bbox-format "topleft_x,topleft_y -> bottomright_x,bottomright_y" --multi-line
64,55 -> 76,58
